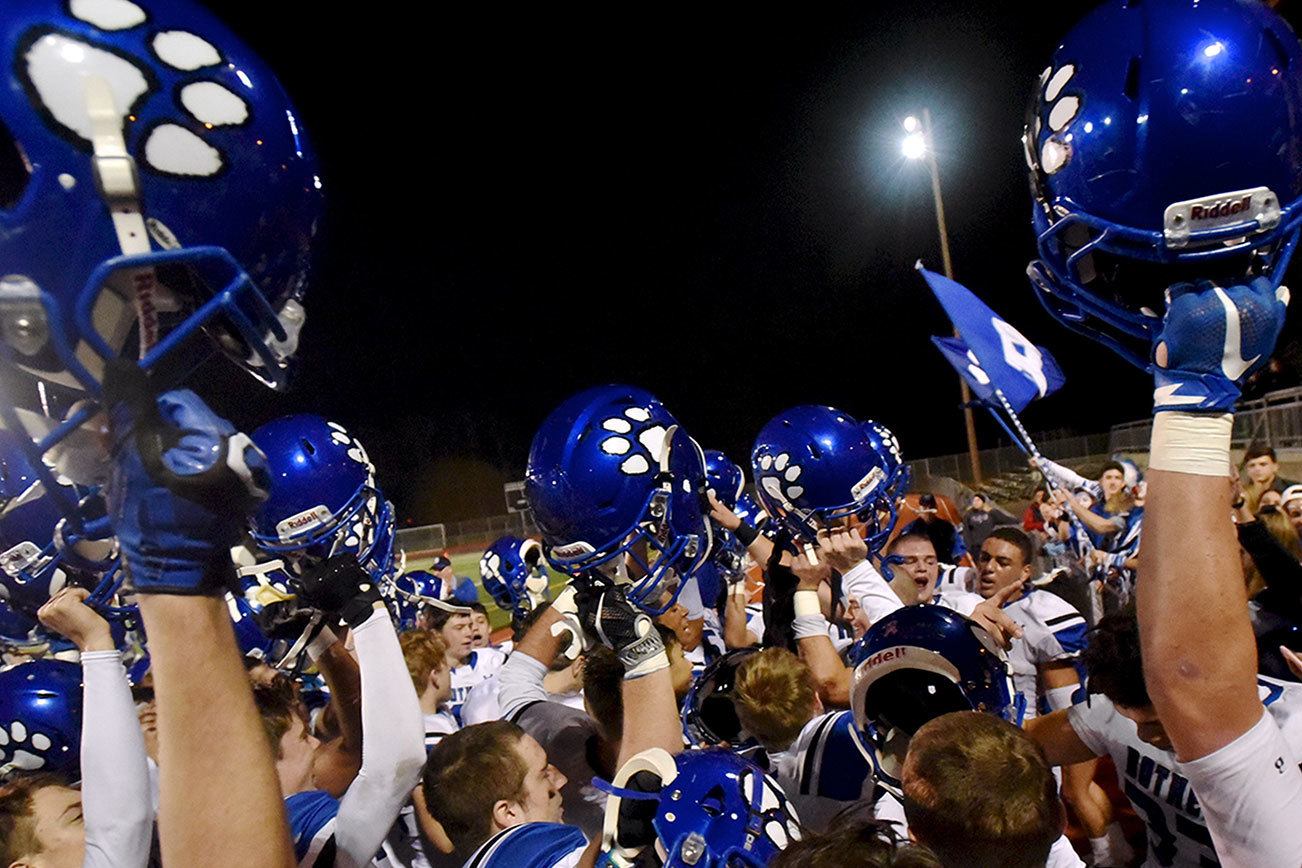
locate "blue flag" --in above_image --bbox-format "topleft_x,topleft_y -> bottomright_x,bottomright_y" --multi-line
919,264 -> 1064,413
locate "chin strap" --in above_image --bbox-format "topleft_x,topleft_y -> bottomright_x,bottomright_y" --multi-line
85,75 -> 157,359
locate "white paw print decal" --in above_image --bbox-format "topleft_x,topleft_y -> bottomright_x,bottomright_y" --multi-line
0,719 -> 56,772
741,769 -> 803,849
757,452 -> 804,505
598,406 -> 667,476
872,423 -> 902,464
21,0 -> 248,178
481,551 -> 501,579
327,421 -> 374,472
1028,63 -> 1080,176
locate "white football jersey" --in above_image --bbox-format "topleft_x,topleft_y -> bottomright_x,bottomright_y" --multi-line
767,710 -> 875,832
1005,590 -> 1087,720
1069,678 -> 1302,867
449,646 -> 508,720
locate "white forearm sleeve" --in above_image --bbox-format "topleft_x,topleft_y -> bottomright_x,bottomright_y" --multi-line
1038,457 -> 1090,491
81,650 -> 153,868
498,649 -> 550,721
334,609 -> 427,868
840,560 -> 903,624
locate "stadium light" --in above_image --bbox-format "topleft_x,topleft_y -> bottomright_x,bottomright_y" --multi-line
900,108 -> 983,483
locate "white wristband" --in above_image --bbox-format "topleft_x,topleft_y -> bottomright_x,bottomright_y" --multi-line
794,613 -> 830,640
729,583 -> 749,600
1149,412 -> 1234,477
793,589 -> 822,618
306,625 -> 339,662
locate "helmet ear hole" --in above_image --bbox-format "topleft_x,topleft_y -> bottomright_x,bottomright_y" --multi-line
0,118 -> 30,210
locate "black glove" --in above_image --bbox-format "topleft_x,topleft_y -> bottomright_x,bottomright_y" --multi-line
574,575 -> 667,678
292,554 -> 383,630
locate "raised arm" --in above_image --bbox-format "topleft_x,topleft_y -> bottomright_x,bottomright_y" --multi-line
39,589 -> 153,868
105,366 -> 294,868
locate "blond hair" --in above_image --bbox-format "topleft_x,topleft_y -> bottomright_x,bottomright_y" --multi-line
733,647 -> 817,750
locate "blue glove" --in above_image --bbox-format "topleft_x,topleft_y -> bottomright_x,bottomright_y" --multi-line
1152,277 -> 1288,413
105,362 -> 270,595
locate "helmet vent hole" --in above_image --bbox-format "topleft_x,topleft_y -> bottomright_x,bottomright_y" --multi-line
1123,57 -> 1141,101
1264,27 -> 1291,72
301,439 -> 316,456
0,119 -> 31,211
806,442 -> 822,460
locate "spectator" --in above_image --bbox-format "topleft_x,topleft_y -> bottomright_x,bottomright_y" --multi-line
1023,489 -> 1048,535
1243,443 -> 1299,513
962,492 -> 1018,555
1284,484 -> 1302,534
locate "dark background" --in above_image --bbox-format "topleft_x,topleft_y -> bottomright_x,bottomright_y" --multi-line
207,1 -> 1301,523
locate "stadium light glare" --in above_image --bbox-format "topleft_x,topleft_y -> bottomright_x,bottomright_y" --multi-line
902,131 -> 927,160
903,115 -> 920,133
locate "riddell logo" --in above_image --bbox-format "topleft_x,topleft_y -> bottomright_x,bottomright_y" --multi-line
1190,195 -> 1252,221
276,505 -> 332,541
550,542 -> 590,559
863,647 -> 909,668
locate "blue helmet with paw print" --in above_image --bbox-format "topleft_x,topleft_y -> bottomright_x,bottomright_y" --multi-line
525,385 -> 712,615
0,0 -> 324,476
751,405 -> 898,554
0,659 -> 82,779
1025,0 -> 1302,367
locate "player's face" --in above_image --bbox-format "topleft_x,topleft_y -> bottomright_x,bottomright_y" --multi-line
469,611 -> 490,648
977,538 -> 1030,599
887,536 -> 938,604
512,734 -> 567,825
277,714 -> 321,794
1115,704 -> 1172,751
1285,499 -> 1302,532
1246,455 -> 1279,485
431,659 -> 452,705
439,614 -> 475,664
24,785 -> 87,868
1099,469 -> 1125,497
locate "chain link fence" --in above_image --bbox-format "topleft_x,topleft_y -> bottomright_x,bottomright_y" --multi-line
1109,387 -> 1302,453
906,432 -> 1112,486
397,511 -> 539,555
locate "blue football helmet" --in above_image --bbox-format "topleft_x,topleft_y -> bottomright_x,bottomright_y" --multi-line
0,597 -> 43,653
599,747 -> 801,867
849,604 -> 1019,796
0,431 -> 128,622
0,0 -> 323,472
0,659 -> 83,779
751,406 -> 897,553
525,385 -> 711,615
681,646 -> 762,754
733,492 -> 768,530
385,569 -> 468,631
1024,0 -> 1302,368
249,415 -> 391,579
703,450 -> 745,511
479,535 -> 549,616
862,419 -> 909,503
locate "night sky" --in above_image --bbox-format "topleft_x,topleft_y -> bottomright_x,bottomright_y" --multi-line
205,1 -> 1302,523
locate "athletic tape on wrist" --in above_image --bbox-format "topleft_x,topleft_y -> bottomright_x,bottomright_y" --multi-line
1148,412 -> 1233,477
793,589 -> 822,618
306,625 -> 338,661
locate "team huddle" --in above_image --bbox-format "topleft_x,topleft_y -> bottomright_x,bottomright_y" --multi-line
2,0 -> 1302,866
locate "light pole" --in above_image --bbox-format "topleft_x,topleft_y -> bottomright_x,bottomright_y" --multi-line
903,109 -> 983,484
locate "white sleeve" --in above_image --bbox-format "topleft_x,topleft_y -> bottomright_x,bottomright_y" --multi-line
677,577 -> 704,620
1178,709 -> 1302,867
1037,457 -> 1090,491
333,609 -> 427,868
80,650 -> 153,868
840,560 -> 903,624
498,649 -> 551,721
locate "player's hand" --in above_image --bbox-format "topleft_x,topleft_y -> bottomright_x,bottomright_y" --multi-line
790,549 -> 832,591
1280,646 -> 1302,681
104,361 -> 270,595
1153,277 -> 1288,413
293,554 -> 383,629
969,581 -> 1025,650
37,587 -> 114,652
707,492 -> 742,531
549,581 -> 592,661
815,526 -> 868,573
572,573 -> 667,678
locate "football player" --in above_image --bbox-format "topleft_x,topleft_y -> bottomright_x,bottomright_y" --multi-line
1025,0 -> 1302,861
